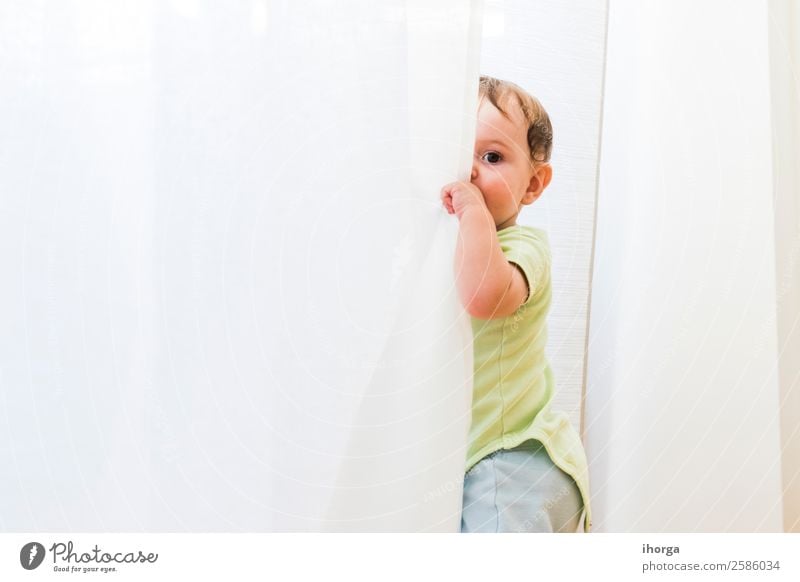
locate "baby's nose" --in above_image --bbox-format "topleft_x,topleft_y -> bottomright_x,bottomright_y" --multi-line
470,158 -> 479,180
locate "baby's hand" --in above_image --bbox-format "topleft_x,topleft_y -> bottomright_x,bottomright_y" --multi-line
440,181 -> 486,219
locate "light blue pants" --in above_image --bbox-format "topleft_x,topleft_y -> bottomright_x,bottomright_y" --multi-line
461,439 -> 584,533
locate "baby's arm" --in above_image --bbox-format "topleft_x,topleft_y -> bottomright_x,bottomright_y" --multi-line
440,181 -> 528,319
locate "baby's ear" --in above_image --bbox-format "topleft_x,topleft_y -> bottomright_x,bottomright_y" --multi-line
523,163 -> 552,205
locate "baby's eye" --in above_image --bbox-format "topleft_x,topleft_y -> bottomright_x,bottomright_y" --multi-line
481,151 -> 502,164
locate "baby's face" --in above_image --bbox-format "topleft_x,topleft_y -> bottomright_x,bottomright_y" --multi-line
471,99 -> 542,230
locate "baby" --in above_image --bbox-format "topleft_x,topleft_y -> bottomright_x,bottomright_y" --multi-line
441,76 -> 592,533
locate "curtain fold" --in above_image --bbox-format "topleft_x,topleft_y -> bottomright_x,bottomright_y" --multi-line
320,0 -> 484,533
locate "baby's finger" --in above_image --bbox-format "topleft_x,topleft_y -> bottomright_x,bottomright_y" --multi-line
441,181 -> 461,196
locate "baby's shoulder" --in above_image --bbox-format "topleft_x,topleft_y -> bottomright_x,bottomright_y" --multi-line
498,225 -> 550,254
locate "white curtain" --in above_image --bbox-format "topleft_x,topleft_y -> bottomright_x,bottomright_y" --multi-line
586,0 -> 786,532
0,0 -> 482,531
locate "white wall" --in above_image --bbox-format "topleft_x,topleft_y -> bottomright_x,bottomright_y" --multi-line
587,0 -> 785,531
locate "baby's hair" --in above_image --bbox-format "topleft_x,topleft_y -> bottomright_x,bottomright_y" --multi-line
478,75 -> 553,164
